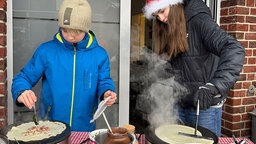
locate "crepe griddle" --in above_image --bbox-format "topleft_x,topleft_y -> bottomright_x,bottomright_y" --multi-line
144,124 -> 218,144
0,120 -> 71,144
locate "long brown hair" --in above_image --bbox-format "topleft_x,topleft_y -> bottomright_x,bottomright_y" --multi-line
153,4 -> 188,59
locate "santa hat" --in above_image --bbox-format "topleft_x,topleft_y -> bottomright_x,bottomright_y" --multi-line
143,0 -> 183,19
58,0 -> 92,32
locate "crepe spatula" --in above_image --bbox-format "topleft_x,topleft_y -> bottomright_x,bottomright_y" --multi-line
32,105 -> 39,125
178,100 -> 212,140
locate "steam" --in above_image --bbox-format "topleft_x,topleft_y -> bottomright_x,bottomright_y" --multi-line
133,49 -> 188,129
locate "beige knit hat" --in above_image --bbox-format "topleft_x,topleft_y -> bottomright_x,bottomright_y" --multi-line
58,0 -> 92,32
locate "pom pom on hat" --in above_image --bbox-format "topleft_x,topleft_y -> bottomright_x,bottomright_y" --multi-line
143,0 -> 183,19
58,0 -> 91,32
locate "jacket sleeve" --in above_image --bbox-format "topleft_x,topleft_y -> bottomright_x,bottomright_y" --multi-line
198,13 -> 245,96
96,49 -> 116,98
11,46 -> 45,104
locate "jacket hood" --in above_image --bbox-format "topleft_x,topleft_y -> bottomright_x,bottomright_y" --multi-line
53,29 -> 98,51
183,0 -> 212,22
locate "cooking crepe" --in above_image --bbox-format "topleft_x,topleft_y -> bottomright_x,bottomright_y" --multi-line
155,124 -> 214,144
7,121 -> 66,142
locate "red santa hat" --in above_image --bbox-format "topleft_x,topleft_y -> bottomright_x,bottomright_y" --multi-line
143,0 -> 183,19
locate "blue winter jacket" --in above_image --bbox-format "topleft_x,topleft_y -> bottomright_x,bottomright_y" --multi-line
11,29 -> 116,131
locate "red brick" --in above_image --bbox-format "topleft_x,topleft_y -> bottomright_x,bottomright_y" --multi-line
0,58 -> 6,70
242,97 -> 256,105
233,82 -> 242,89
242,113 -> 250,121
239,41 -> 248,48
221,0 -> 245,7
249,41 -> 256,49
0,82 -> 6,95
0,70 -> 6,82
229,7 -> 249,15
245,33 -> 256,40
0,36 -> 6,47
220,16 -> 245,24
222,113 -> 241,122
243,57 -> 248,65
247,0 -> 255,6
246,16 -> 256,23
228,24 -> 249,31
242,81 -> 251,89
243,66 -> 256,73
245,49 -> 253,56
228,32 -> 244,39
0,48 -> 6,58
221,8 -> 229,16
0,95 -> 6,106
0,0 -> 6,10
221,127 -> 233,137
253,49 -> 256,56
226,97 -> 242,106
250,25 -> 256,31
0,23 -> 6,34
245,121 -> 251,129
239,74 -> 247,81
225,121 -> 245,130
232,90 -> 246,97
241,129 -> 251,137
251,8 -> 256,15
224,105 -> 245,113
0,10 -> 6,22
247,73 -> 255,80
248,57 -> 256,64
0,107 -> 5,119
246,105 -> 255,112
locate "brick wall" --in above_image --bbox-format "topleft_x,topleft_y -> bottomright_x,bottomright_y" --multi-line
0,0 -> 7,128
220,0 -> 256,138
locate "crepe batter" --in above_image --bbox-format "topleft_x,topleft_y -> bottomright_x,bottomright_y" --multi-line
155,124 -> 214,144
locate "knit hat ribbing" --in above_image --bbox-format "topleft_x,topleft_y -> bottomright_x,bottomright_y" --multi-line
58,0 -> 91,32
143,0 -> 183,19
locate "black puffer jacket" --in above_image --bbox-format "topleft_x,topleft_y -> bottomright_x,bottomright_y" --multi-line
170,0 -> 245,108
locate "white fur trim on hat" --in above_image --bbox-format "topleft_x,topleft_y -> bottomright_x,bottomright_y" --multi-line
143,0 -> 183,19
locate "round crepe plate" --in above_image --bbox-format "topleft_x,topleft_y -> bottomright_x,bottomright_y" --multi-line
0,120 -> 71,144
154,124 -> 212,144
144,124 -> 218,144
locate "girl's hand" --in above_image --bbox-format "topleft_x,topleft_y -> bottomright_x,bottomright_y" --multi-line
17,90 -> 37,109
104,90 -> 117,106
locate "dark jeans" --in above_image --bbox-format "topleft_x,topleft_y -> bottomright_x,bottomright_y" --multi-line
177,106 -> 222,137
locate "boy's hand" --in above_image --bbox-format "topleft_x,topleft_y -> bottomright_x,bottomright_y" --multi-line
104,90 -> 117,106
17,90 -> 37,109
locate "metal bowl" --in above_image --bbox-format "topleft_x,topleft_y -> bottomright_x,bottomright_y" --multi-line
89,129 -> 138,144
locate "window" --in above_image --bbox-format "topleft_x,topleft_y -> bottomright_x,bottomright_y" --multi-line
203,0 -> 220,24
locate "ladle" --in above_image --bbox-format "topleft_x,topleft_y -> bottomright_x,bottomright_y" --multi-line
102,112 -> 113,134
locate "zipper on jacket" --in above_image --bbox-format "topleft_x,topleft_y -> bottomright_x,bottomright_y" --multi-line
89,73 -> 92,88
70,46 -> 76,127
